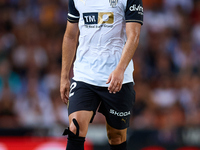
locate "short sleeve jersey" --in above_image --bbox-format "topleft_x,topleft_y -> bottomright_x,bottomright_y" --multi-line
68,0 -> 143,87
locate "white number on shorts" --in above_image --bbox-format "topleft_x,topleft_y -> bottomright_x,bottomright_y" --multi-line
69,82 -> 77,97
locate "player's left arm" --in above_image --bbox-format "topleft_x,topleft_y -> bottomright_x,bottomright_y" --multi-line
106,22 -> 141,93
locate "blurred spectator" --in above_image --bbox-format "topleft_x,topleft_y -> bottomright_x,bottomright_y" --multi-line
0,59 -> 22,96
164,0 -> 193,13
0,83 -> 19,128
14,71 -> 54,128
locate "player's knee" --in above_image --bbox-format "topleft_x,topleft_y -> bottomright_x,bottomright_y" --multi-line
68,118 -> 87,137
63,119 -> 86,150
108,136 -> 123,145
68,118 -> 80,136
69,122 -> 77,135
107,130 -> 126,145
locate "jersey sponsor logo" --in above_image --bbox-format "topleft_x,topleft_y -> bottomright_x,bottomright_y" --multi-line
110,109 -> 131,117
83,12 -> 98,24
129,4 -> 143,15
109,0 -> 118,8
83,12 -> 114,25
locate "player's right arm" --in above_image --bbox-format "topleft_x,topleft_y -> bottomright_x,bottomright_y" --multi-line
60,21 -> 79,105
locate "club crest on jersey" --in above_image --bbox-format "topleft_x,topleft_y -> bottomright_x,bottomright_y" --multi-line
109,0 -> 118,7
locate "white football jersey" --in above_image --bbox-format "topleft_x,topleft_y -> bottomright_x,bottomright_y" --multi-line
67,0 -> 143,87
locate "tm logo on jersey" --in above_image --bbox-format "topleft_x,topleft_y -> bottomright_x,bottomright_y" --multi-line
83,12 -> 114,25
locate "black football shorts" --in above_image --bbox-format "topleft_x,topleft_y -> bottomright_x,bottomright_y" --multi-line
68,79 -> 135,129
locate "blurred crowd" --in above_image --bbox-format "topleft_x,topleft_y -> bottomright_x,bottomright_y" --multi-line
0,0 -> 69,130
0,0 -> 200,138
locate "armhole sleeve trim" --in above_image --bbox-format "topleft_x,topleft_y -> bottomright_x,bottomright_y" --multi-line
126,19 -> 143,24
67,18 -> 79,23
68,13 -> 80,19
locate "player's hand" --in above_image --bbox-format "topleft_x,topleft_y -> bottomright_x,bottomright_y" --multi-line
60,77 -> 70,105
106,68 -> 124,94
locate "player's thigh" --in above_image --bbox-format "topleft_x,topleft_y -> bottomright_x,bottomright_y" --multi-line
68,79 -> 100,122
69,110 -> 93,137
106,123 -> 127,145
98,82 -> 135,129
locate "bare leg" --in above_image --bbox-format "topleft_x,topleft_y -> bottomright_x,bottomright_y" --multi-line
106,123 -> 127,150
64,110 -> 93,150
68,110 -> 93,137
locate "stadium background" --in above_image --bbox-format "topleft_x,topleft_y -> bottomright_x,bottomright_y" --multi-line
0,0 -> 200,149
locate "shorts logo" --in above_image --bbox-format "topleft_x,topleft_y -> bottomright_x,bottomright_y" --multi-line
110,109 -> 130,117
109,0 -> 118,8
121,118 -> 127,123
83,12 -> 114,24
69,82 -> 77,97
129,4 -> 143,13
